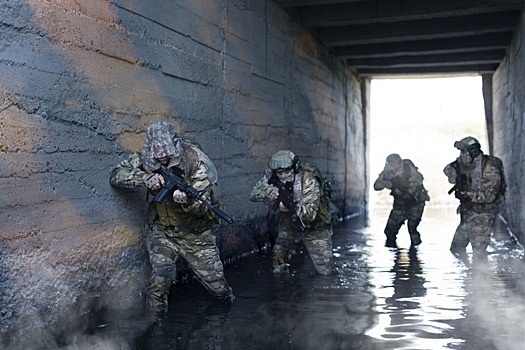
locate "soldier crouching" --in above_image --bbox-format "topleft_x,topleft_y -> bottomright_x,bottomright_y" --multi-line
110,121 -> 233,314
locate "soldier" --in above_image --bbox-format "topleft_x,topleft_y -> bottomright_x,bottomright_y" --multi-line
444,136 -> 505,256
373,154 -> 430,248
250,150 -> 337,275
109,121 -> 233,313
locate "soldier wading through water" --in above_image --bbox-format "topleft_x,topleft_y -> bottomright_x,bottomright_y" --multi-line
110,121 -> 233,314
444,136 -> 506,257
250,150 -> 338,275
373,154 -> 430,248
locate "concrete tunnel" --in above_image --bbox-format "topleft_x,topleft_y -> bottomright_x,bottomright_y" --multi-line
0,0 -> 524,340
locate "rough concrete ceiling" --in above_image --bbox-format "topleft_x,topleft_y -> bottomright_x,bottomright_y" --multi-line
276,0 -> 525,77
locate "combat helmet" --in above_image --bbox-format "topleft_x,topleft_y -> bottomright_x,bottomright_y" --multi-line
454,136 -> 480,151
141,121 -> 180,172
386,153 -> 402,164
268,150 -> 298,170
454,136 -> 482,158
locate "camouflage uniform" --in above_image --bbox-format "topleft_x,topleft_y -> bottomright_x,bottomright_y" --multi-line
444,136 -> 503,254
110,122 -> 232,312
374,154 -> 429,247
250,150 -> 334,275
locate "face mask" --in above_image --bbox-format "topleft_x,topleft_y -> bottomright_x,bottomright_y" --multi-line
276,168 -> 294,183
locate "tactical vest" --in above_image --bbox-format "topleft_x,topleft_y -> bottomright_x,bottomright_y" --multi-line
456,155 -> 506,211
298,164 -> 339,224
483,155 -> 506,204
390,161 -> 429,206
151,143 -> 214,228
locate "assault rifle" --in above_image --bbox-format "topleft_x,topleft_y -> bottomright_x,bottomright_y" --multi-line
152,167 -> 234,224
390,179 -> 419,203
268,175 -> 305,231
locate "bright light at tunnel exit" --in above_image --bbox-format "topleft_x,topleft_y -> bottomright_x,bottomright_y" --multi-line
369,76 -> 488,211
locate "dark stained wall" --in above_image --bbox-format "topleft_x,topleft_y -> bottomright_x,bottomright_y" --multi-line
492,8 -> 525,243
0,0 -> 367,340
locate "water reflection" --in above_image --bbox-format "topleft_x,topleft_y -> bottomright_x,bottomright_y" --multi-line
450,239 -> 525,350
385,249 -> 427,328
138,299 -> 232,349
131,219 -> 382,350
81,208 -> 525,350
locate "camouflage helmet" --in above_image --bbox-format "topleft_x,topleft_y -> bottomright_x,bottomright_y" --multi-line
268,150 -> 298,170
141,121 -> 180,172
454,136 -> 481,151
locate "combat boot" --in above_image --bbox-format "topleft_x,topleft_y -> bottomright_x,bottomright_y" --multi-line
385,238 -> 397,248
410,235 -> 422,247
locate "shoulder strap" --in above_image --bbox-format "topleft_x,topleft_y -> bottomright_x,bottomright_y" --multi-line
181,140 -> 218,184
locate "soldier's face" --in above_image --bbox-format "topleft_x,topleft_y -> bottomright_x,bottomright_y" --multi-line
387,160 -> 402,175
276,168 -> 294,183
157,156 -> 170,165
459,150 -> 472,164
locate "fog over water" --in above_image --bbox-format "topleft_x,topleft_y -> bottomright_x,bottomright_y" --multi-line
49,207 -> 520,350
5,207 -> 524,349
135,208 -> 523,350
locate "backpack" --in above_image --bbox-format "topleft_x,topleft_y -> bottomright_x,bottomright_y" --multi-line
484,155 -> 507,203
301,162 -> 339,224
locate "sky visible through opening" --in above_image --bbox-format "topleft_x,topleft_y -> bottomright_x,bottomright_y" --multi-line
369,76 -> 488,209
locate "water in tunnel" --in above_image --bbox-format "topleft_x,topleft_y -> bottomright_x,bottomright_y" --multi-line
72,77 -> 524,350
83,214 -> 524,350
6,77 -> 524,350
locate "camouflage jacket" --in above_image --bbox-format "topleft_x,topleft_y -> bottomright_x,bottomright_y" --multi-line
250,169 -> 321,224
374,159 -> 429,206
443,154 -> 501,207
110,143 -> 217,230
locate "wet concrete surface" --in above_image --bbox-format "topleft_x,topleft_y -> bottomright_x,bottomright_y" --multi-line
89,207 -> 524,350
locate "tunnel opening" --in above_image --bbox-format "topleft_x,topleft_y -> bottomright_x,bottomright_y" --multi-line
369,76 -> 489,218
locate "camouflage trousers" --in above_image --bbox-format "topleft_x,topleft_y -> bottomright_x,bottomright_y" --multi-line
450,208 -> 497,253
144,223 -> 232,311
273,215 -> 333,275
384,202 -> 425,245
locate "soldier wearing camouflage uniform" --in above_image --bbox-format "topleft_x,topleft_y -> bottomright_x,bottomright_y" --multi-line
250,150 -> 334,275
444,136 -> 504,255
110,121 -> 233,313
374,154 -> 430,247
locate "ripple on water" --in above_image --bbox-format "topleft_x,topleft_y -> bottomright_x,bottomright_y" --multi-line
81,212 -> 525,350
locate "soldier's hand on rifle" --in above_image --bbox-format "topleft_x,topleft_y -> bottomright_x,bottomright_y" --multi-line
455,191 -> 471,201
279,202 -> 289,211
144,173 -> 165,190
172,189 -> 188,203
444,167 -> 457,184
266,186 -> 279,200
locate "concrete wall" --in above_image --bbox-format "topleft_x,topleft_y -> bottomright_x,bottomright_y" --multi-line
0,0 -> 367,341
492,8 -> 525,243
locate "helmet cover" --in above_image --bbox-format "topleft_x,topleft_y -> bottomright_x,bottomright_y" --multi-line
268,150 -> 297,170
